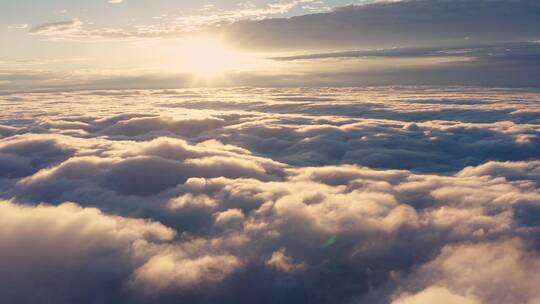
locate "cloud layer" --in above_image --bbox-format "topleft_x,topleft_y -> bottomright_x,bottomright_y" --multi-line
1,87 -> 540,303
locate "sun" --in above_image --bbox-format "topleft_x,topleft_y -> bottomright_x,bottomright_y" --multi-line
178,37 -> 239,76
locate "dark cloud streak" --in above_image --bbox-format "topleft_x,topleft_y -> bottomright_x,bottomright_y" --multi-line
219,0 -> 540,51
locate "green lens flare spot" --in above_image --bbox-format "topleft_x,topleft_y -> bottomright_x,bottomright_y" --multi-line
323,237 -> 337,249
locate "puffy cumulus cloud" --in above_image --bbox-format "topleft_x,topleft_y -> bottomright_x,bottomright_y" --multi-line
266,248 -> 307,272
458,160 -> 540,182
0,87 -> 540,303
0,134 -> 77,178
0,134 -> 72,157
0,124 -> 19,137
0,200 -> 175,304
13,137 -> 284,200
392,286 -> 480,304
391,240 -> 540,304
99,115 -> 227,138
140,161 -> 537,303
130,253 -> 241,293
0,199 -> 254,304
217,118 -> 540,172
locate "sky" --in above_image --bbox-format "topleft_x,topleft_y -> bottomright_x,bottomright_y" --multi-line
2,2 -> 540,304
1,0 -> 540,92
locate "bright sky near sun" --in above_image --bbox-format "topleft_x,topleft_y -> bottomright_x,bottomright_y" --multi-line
0,0 -> 364,83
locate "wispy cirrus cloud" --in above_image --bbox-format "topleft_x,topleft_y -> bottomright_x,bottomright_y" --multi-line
27,0 -> 322,40
29,18 -> 83,36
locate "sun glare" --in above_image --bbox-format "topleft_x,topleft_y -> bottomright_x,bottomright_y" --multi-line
178,37 -> 239,76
